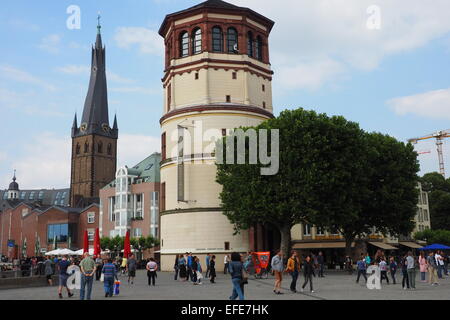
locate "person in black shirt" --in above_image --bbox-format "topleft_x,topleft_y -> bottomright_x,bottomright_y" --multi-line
301,255 -> 314,293
210,255 -> 216,283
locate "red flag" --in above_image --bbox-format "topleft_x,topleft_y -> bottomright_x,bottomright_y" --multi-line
83,230 -> 89,254
123,230 -> 131,258
93,228 -> 101,257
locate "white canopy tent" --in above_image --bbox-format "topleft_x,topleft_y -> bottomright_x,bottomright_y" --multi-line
73,248 -> 110,256
44,248 -> 77,256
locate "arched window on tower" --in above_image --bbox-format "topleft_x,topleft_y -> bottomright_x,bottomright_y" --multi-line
98,141 -> 103,154
227,28 -> 238,53
76,143 -> 80,155
107,143 -> 112,155
256,36 -> 263,61
84,142 -> 89,153
192,28 -> 202,55
212,27 -> 223,52
247,31 -> 254,57
179,31 -> 189,57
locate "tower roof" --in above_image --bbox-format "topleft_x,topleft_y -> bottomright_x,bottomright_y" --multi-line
159,0 -> 274,36
8,171 -> 19,191
73,20 -> 117,139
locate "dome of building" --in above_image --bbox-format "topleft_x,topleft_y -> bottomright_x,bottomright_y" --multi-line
8,174 -> 19,191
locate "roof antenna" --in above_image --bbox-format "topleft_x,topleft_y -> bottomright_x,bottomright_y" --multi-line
97,11 -> 101,34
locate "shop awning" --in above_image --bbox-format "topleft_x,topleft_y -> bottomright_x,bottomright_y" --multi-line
292,242 -> 355,249
368,242 -> 398,250
399,242 -> 423,249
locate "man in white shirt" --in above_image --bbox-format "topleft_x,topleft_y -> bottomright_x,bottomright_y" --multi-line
224,254 -> 230,275
435,252 -> 445,279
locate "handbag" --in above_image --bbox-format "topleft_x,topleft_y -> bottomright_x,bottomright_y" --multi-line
100,273 -> 104,282
241,267 -> 249,285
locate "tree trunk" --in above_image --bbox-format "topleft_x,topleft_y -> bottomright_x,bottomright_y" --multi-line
279,224 -> 292,259
345,236 -> 355,259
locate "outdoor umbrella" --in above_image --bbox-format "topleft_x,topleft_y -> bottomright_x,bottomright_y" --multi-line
123,230 -> 131,258
93,228 -> 101,257
83,230 -> 89,254
419,244 -> 450,250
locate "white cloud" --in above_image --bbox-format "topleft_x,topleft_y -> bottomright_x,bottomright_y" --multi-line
118,134 -> 161,168
227,0 -> 450,91
0,133 -> 160,190
56,65 -> 135,84
0,65 -> 56,91
38,34 -> 61,54
114,27 -> 164,55
388,88 -> 450,120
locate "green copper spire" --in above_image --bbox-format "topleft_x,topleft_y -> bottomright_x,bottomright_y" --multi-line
97,12 -> 101,34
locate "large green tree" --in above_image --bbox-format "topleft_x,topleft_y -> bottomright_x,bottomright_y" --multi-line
216,108 -> 420,257
217,108 -> 369,257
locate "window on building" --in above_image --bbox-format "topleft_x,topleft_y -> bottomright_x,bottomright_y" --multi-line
167,84 -> 171,111
256,36 -> 263,60
161,132 -> 167,161
422,192 -> 428,205
232,72 -> 237,79
133,228 -> 142,238
98,141 -> 103,153
47,224 -> 75,243
161,182 -> 166,212
247,31 -> 254,57
262,84 -> 265,92
84,142 -> 89,153
56,192 -> 61,199
180,31 -> 189,57
224,242 -> 230,250
3,192 -> 8,200
37,191 -> 44,200
424,209 -> 429,221
226,95 -> 231,103
20,191 -> 26,200
87,212 -> 95,224
88,231 -> 94,241
222,129 -> 227,137
227,28 -> 238,53
303,224 -> 311,236
76,143 -> 80,155
212,27 -> 223,52
192,28 -> 202,54
107,144 -> 112,155
109,197 -> 116,221
195,73 -> 199,80
263,102 -> 266,109
28,192 -> 35,201
316,227 -> 325,236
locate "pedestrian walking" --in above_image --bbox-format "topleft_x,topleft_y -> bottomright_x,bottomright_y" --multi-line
80,252 -> 96,300
443,251 -> 449,276
435,251 -> 445,279
95,255 -> 103,281
126,254 -> 137,284
205,253 -> 211,278
44,256 -> 54,286
271,250 -> 284,295
195,256 -> 203,285
406,251 -> 416,290
317,251 -> 325,277
187,253 -> 193,281
389,256 -> 397,284
224,254 -> 230,275
401,254 -> 410,290
379,257 -> 389,284
356,254 -> 367,284
418,251 -> 428,282
365,253 -> 371,267
146,258 -> 158,286
102,258 -> 118,298
285,250 -> 301,293
120,255 -> 127,275
228,252 -> 245,300
209,255 -> 217,283
173,255 -> 179,281
57,255 -> 73,299
427,251 -> 439,286
191,256 -> 198,284
301,255 -> 314,293
178,254 -> 187,281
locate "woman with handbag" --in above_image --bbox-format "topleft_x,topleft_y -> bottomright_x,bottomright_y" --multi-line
286,251 -> 301,293
228,252 -> 245,300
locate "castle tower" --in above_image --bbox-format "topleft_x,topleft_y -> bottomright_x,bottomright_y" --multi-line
158,0 -> 274,269
7,171 -> 19,200
70,20 -> 118,208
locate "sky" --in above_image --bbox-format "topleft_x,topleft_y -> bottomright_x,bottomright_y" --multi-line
0,0 -> 449,189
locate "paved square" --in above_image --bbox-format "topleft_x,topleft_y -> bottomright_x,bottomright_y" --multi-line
0,270 -> 449,300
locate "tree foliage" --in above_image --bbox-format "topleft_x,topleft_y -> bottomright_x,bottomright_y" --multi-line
216,108 -> 420,257
414,229 -> 450,246
420,172 -> 450,230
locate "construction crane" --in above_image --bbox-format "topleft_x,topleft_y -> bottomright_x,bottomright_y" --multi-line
408,129 -> 450,178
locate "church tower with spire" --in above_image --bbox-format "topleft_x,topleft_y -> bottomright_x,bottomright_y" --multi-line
70,19 -> 118,207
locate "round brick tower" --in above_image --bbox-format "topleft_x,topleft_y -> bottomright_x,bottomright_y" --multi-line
158,0 -> 275,270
